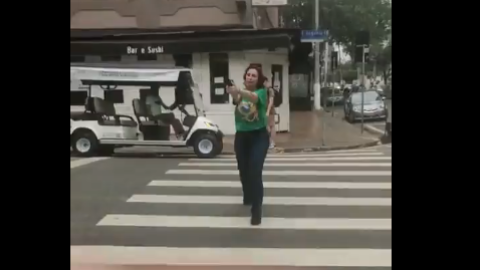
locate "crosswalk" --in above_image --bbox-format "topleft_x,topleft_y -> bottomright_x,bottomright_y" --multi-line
70,157 -> 110,169
71,147 -> 392,268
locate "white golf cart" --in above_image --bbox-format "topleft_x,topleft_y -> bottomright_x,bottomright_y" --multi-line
70,64 -> 224,158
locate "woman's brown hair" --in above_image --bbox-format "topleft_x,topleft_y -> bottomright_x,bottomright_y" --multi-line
243,64 -> 266,90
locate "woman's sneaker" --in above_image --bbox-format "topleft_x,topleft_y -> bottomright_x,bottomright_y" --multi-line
269,143 -> 275,149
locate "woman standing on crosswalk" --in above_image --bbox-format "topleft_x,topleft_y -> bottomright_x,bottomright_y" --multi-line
226,65 -> 270,226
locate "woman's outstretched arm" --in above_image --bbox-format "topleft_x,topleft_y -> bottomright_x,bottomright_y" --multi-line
238,88 -> 259,103
227,85 -> 259,103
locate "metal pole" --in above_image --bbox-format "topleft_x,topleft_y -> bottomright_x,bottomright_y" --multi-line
320,44 -> 325,145
357,66 -> 361,84
331,87 -> 335,116
323,42 -> 329,86
331,57 -> 336,117
321,81 -> 326,146
360,45 -> 366,133
313,0 -> 321,111
312,0 -> 324,145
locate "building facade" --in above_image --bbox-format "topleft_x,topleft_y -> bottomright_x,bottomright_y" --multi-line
70,0 -> 304,135
71,0 -> 282,29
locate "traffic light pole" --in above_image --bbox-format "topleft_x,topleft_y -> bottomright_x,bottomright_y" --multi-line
331,50 -> 338,117
313,0 -> 321,111
323,42 -> 329,87
360,45 -> 366,134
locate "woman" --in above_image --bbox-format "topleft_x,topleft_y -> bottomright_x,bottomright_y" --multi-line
227,65 -> 270,226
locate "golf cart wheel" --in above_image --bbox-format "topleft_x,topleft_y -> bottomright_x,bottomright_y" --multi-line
71,130 -> 99,157
193,133 -> 221,158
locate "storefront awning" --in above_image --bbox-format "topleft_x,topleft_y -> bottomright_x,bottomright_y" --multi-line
70,33 -> 291,56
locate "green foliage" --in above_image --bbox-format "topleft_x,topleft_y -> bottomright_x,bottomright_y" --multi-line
340,69 -> 358,83
283,0 -> 391,65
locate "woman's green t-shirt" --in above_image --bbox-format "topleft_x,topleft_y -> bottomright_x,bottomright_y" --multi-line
234,88 -> 268,132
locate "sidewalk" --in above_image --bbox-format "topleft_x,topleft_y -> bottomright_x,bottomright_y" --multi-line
223,111 -> 379,153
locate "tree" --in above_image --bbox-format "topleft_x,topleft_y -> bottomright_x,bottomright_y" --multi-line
377,37 -> 392,83
283,0 -> 391,59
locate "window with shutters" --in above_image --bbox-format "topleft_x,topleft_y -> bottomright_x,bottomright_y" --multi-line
209,53 -> 229,104
271,64 -> 283,106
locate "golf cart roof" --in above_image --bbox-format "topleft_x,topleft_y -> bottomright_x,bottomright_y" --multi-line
70,63 -> 192,82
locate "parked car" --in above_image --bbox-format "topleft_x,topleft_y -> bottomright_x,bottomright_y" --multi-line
344,90 -> 388,123
321,86 -> 344,107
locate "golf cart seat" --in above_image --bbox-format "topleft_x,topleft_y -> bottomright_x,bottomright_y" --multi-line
132,98 -> 185,134
69,97 -> 98,121
92,97 -> 137,127
131,99 -> 169,127
85,97 -> 95,113
132,98 -> 170,140
74,97 -> 99,120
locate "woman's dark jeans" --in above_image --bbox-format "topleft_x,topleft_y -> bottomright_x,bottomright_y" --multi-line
234,127 -> 270,212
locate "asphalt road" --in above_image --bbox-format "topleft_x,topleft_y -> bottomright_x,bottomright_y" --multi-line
71,146 -> 391,269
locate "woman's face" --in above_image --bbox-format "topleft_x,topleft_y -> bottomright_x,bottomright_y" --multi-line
244,68 -> 259,89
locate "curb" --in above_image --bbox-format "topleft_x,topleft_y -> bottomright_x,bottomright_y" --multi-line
364,124 -> 385,136
363,124 -> 391,144
222,139 -> 381,154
